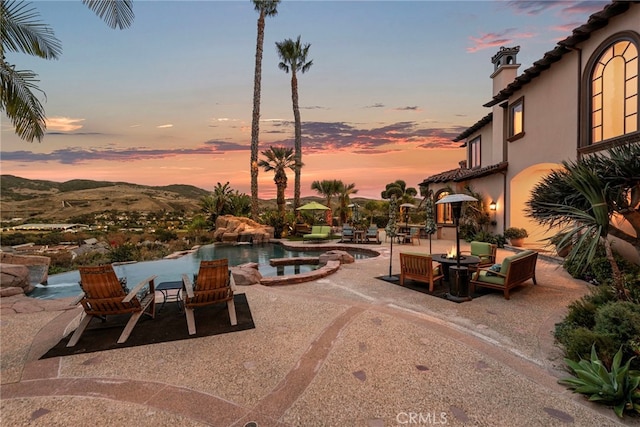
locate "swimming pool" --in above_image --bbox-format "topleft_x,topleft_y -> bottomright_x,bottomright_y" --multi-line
30,243 -> 374,300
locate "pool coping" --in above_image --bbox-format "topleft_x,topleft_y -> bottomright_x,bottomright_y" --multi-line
258,240 -> 382,286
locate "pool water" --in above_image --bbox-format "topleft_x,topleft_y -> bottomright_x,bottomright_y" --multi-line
30,243 -> 373,300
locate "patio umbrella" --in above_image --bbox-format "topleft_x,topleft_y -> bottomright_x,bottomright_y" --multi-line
296,201 -> 330,225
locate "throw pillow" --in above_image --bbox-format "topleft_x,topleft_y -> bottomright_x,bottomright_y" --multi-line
486,263 -> 502,276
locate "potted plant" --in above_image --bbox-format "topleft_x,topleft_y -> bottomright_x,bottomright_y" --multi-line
504,227 -> 528,247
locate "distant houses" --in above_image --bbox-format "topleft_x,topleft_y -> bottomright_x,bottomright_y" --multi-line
421,0 -> 639,263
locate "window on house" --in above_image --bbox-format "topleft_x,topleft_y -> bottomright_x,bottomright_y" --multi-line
591,40 -> 638,144
508,97 -> 524,141
469,136 -> 481,169
435,191 -> 453,225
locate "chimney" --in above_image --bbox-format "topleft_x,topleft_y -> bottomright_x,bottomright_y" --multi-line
490,46 -> 520,96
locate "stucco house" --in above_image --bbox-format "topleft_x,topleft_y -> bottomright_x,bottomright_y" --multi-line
420,0 -> 639,263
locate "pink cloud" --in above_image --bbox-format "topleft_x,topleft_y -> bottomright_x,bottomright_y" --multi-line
467,30 -> 536,53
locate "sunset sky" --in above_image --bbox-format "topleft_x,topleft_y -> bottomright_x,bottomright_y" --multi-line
1,0 -> 608,199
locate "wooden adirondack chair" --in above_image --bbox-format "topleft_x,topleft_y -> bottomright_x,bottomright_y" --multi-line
182,259 -> 237,335
68,265 -> 157,347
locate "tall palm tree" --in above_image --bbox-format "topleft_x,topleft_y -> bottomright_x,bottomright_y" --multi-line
258,146 -> 295,218
1,0 -> 134,142
275,35 -> 313,211
337,182 -> 358,225
310,179 -> 341,211
526,144 -> 640,301
250,0 -> 279,219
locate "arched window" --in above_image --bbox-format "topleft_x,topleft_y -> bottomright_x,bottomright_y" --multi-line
583,34 -> 639,150
435,190 -> 453,225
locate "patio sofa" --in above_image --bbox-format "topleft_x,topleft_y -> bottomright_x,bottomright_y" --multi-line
469,250 -> 538,300
303,225 -> 332,242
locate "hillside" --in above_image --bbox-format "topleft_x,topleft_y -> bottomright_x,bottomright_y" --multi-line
0,175 -> 211,222
0,175 -> 381,223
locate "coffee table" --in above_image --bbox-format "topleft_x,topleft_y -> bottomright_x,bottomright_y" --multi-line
156,281 -> 183,311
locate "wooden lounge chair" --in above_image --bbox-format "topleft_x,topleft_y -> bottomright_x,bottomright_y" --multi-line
68,265 -> 157,347
399,253 -> 444,293
365,225 -> 380,243
182,259 -> 237,335
469,250 -> 538,299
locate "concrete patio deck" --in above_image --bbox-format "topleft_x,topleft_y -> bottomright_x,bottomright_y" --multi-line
0,238 -> 632,426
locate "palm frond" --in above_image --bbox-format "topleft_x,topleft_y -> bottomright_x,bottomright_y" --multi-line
1,0 -> 61,58
0,60 -> 46,142
82,0 -> 134,30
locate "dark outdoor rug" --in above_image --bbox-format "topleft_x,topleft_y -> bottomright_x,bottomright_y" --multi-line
375,275 -> 489,303
41,293 -> 254,359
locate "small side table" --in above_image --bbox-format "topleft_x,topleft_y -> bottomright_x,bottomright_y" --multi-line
156,281 -> 183,311
354,230 -> 365,244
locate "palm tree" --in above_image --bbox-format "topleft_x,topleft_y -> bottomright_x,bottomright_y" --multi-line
275,35 -> 313,211
1,0 -> 134,142
258,146 -> 295,217
250,0 -> 279,219
310,179 -> 341,211
526,144 -> 640,301
337,182 -> 358,225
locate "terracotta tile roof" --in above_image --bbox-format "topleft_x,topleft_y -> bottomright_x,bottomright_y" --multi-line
454,113 -> 493,143
420,162 -> 508,186
484,1 -> 637,108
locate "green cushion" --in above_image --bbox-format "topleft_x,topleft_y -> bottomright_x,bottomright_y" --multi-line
470,241 -> 492,257
499,250 -> 534,274
476,270 -> 505,285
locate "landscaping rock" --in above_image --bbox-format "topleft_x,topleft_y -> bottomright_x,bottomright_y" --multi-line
0,287 -> 25,297
0,264 -> 34,295
319,250 -> 355,266
231,263 -> 262,286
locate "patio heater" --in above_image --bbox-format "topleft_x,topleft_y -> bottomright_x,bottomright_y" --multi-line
436,194 -> 477,300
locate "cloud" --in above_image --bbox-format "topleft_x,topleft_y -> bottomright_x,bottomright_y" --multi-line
394,106 -> 421,112
506,1 -> 564,16
46,117 -> 85,132
1,146 -> 222,165
157,124 -> 173,128
364,103 -> 385,109
203,140 -> 248,151
1,121 -> 466,166
301,106 -> 327,110
560,1 -> 609,17
467,29 -> 536,53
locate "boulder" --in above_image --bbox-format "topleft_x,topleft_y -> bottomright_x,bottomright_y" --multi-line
0,287 -> 25,297
0,263 -> 34,294
222,232 -> 239,243
0,253 -> 50,284
231,263 -> 262,286
319,250 -> 355,266
213,215 -> 274,243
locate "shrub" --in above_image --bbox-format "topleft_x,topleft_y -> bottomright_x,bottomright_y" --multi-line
594,302 -> 640,358
504,227 -> 528,239
471,231 -> 506,248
